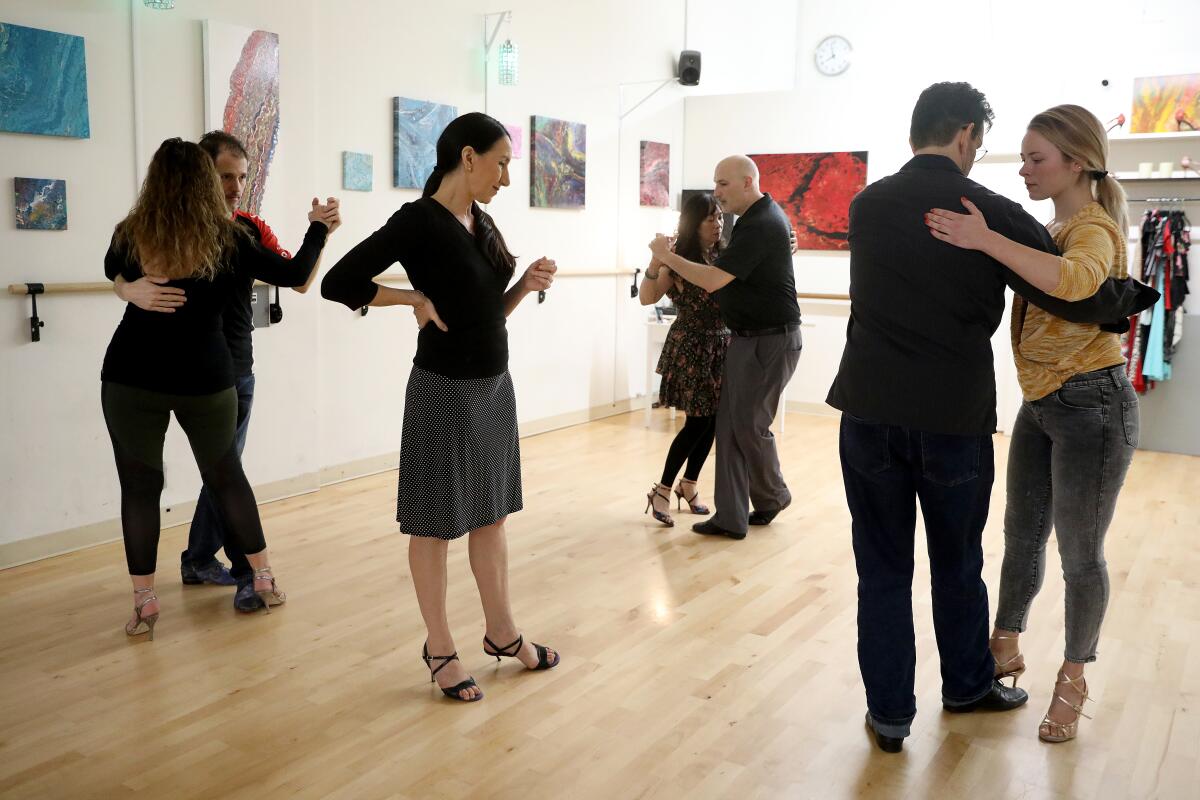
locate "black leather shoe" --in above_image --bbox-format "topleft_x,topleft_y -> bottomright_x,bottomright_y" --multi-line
234,580 -> 267,613
748,499 -> 790,526
691,519 -> 746,540
943,680 -> 1029,713
865,713 -> 903,753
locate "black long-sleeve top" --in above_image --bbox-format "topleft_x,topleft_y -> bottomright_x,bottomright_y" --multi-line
321,197 -> 513,378
223,214 -> 328,377
826,155 -> 1158,435
101,222 -> 326,395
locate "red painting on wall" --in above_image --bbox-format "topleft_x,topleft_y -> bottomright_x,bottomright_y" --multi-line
749,151 -> 867,251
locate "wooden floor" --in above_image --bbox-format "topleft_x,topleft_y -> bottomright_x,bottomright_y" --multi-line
1,411 -> 1198,799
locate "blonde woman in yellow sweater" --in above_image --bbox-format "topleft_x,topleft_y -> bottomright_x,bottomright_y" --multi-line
924,105 -> 1138,744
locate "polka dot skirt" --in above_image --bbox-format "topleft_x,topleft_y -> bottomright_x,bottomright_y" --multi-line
397,366 -> 523,539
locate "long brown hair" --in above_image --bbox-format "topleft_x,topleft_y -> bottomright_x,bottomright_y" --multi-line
115,138 -> 239,281
675,192 -> 722,264
1027,105 -> 1129,235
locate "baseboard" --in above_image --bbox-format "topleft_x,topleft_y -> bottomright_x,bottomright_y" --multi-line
0,399 -> 641,570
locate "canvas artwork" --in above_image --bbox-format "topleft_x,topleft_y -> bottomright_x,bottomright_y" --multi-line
14,178 -> 67,230
0,23 -> 90,138
203,21 -> 280,216
749,151 -> 867,251
505,124 -> 523,158
1131,73 -> 1200,133
393,97 -> 457,189
639,141 -> 670,207
342,151 -> 373,191
530,115 -> 586,208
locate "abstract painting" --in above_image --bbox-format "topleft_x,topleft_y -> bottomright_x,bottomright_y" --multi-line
0,23 -> 90,138
14,178 -> 67,230
749,151 -> 867,251
531,115 -> 586,208
342,151 -> 372,191
640,141 -> 670,207
1131,73 -> 1200,133
505,123 -> 523,158
203,21 -> 280,216
393,97 -> 457,189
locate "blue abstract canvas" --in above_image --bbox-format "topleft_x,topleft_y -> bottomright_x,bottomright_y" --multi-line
393,97 -> 456,189
342,151 -> 373,191
0,23 -> 90,138
14,178 -> 67,230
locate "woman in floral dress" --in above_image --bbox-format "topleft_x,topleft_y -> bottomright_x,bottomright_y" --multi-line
640,193 -> 730,526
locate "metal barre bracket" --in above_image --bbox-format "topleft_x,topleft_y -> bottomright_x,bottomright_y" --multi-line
25,283 -> 46,342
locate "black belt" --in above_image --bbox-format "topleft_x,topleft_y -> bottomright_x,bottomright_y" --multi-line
730,322 -> 800,338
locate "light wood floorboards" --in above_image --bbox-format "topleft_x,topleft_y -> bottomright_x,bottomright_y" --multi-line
1,412 -> 1197,799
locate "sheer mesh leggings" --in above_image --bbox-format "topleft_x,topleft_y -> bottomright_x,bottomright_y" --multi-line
660,415 -> 717,487
101,382 -> 267,576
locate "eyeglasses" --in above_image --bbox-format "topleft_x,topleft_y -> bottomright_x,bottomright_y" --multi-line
974,148 -> 989,163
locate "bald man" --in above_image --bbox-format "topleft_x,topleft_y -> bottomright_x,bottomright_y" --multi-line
650,155 -> 801,540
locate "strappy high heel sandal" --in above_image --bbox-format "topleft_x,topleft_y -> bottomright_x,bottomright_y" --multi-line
422,643 -> 482,702
990,632 -> 1026,687
674,478 -> 709,515
253,567 -> 286,613
645,484 -> 674,527
125,587 -> 159,641
483,633 -> 560,671
1039,672 -> 1093,743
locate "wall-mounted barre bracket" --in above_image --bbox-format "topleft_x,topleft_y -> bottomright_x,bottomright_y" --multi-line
629,268 -> 641,298
24,283 -> 46,342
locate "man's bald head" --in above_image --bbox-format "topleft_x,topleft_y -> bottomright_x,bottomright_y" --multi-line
712,154 -> 763,216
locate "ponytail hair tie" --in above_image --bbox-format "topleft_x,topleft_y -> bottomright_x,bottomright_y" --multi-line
1092,169 -> 1109,181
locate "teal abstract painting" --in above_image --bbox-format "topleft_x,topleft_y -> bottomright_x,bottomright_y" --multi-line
0,23 -> 90,138
342,151 -> 373,191
393,97 -> 456,189
14,178 -> 67,230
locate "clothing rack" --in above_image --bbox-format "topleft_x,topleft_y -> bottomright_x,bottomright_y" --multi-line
1128,196 -> 1200,203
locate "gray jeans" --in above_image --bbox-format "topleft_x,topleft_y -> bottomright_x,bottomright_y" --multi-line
995,366 -> 1138,663
711,327 -> 802,534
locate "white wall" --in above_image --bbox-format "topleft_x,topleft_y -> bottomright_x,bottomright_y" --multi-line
683,0 -> 1200,442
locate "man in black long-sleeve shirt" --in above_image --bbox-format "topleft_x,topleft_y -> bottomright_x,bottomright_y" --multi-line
828,83 -> 1157,754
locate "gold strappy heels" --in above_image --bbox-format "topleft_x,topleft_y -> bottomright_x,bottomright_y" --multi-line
990,632 -> 1026,687
125,587 -> 159,641
253,567 -> 287,613
1039,672 -> 1092,743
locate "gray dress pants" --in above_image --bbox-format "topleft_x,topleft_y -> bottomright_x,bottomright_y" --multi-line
711,326 -> 802,534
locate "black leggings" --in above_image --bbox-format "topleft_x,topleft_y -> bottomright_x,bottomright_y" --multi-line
661,414 -> 716,487
101,382 -> 267,576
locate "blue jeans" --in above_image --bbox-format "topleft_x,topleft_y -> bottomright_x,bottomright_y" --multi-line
183,373 -> 255,582
839,413 -> 996,739
995,366 -> 1137,663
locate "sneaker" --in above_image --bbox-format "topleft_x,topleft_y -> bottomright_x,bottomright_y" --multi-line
234,580 -> 267,613
187,560 -> 237,587
181,556 -> 202,585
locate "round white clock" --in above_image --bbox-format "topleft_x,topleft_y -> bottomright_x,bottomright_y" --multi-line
814,35 -> 852,76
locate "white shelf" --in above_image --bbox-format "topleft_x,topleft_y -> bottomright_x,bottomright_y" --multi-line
1113,172 -> 1200,181
1110,131 -> 1200,142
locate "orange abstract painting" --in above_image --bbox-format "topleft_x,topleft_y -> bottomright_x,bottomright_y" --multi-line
1131,73 -> 1200,133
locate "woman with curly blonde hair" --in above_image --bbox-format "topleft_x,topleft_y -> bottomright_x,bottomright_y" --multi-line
101,138 -> 329,639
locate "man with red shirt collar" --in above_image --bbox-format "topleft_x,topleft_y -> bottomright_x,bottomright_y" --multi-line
112,130 -> 340,610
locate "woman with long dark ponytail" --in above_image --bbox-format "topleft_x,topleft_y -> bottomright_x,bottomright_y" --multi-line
322,112 -> 559,702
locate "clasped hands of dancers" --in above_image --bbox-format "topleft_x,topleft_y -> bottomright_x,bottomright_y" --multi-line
105,84 -> 1147,742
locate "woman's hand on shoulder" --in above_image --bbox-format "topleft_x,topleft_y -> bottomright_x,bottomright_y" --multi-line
925,198 -> 995,252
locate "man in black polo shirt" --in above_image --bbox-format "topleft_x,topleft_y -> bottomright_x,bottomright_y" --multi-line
828,82 -> 1157,754
650,155 -> 801,541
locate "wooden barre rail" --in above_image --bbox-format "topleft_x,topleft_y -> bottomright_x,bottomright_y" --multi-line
9,281 -> 849,301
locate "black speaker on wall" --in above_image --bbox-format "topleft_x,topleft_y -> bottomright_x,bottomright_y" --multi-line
678,50 -> 701,86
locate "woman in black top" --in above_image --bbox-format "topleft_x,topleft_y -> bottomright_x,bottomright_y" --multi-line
102,139 -> 327,639
640,193 -> 729,526
322,113 -> 560,702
